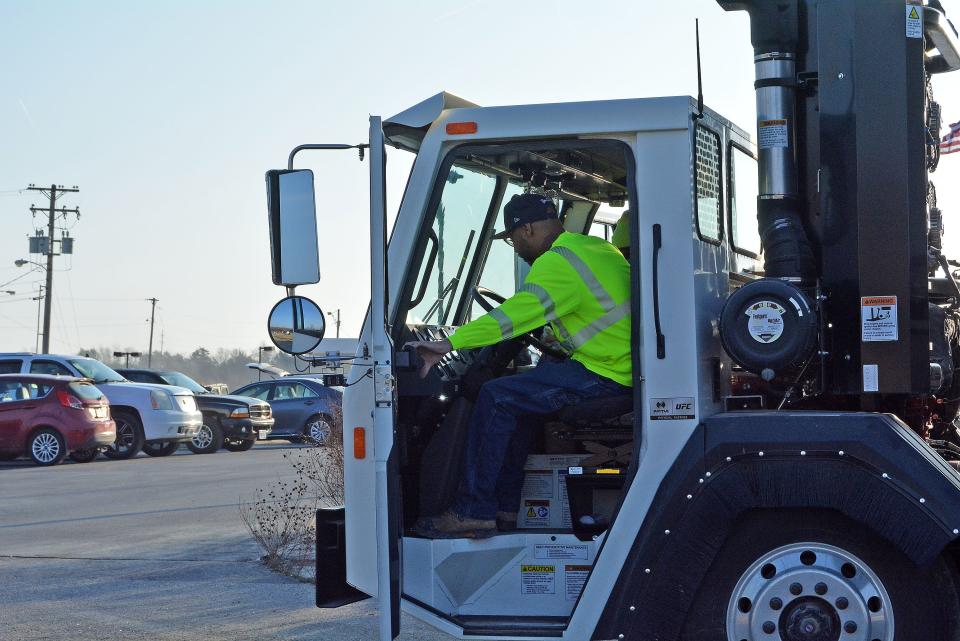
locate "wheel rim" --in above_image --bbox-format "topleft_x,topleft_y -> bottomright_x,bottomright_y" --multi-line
192,424 -> 213,449
308,419 -> 332,442
727,542 -> 893,641
112,420 -> 135,454
32,432 -> 60,463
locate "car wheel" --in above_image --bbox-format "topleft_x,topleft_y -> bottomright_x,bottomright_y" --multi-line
186,421 -> 223,454
223,438 -> 256,452
69,448 -> 99,463
680,510 -> 960,641
103,410 -> 145,460
28,428 -> 66,466
303,414 -> 333,444
142,441 -> 179,457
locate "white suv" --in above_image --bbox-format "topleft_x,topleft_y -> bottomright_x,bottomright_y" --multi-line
0,353 -> 202,459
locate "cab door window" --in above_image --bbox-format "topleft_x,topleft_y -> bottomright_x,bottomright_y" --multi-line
407,165 -> 497,325
0,360 -> 22,374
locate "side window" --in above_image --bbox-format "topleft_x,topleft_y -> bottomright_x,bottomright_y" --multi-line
729,143 -> 762,257
0,382 -> 24,402
25,383 -> 52,399
30,360 -> 72,376
407,165 -> 497,325
125,372 -> 155,384
695,125 -> 723,244
294,384 -> 319,398
0,360 -> 22,374
239,384 -> 271,401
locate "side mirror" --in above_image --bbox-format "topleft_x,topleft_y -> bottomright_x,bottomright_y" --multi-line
268,295 -> 326,355
265,169 -> 321,286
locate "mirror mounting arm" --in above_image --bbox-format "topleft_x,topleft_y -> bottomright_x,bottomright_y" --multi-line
287,143 -> 370,170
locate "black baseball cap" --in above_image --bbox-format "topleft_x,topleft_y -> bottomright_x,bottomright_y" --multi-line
492,193 -> 558,239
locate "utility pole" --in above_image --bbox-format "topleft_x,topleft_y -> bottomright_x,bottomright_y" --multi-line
27,184 -> 79,354
32,285 -> 44,353
147,297 -> 159,366
327,308 -> 341,338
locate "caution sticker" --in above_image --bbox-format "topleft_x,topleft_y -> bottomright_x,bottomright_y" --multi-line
521,565 -> 556,595
906,4 -> 923,39
746,300 -> 786,344
758,119 -> 789,149
565,565 -> 591,601
861,296 -> 898,342
523,499 -> 551,526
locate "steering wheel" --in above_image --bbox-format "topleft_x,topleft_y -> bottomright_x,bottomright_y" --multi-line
472,286 -> 569,361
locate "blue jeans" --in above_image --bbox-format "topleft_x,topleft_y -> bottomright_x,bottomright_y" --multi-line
452,359 -> 630,520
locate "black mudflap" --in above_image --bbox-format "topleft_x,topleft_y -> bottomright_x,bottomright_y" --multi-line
315,507 -> 369,608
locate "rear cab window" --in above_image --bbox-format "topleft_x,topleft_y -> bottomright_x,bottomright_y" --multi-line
69,383 -> 105,401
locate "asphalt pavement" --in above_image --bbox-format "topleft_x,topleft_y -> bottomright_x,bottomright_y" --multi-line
0,443 -> 453,641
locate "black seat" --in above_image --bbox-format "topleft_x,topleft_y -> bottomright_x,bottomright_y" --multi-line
556,392 -> 633,424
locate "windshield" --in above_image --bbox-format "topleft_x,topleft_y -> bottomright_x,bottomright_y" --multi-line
159,372 -> 208,394
68,358 -> 126,383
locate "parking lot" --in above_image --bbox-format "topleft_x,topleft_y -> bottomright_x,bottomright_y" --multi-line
0,443 -> 452,641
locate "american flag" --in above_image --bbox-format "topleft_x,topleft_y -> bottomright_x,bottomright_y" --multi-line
942,121 -> 960,155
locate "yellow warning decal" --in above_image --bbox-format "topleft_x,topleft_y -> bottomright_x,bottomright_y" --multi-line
522,565 -> 555,573
909,7 -> 919,19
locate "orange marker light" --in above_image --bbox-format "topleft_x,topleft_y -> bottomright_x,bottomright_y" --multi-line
354,427 -> 366,459
446,121 -> 478,135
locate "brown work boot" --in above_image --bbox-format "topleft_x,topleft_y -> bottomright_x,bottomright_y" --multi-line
496,510 -> 518,532
414,510 -> 497,539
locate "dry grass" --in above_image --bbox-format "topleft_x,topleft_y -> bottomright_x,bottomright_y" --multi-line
240,404 -> 344,577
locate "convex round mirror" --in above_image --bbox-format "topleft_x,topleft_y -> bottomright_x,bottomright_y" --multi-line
268,295 -> 326,355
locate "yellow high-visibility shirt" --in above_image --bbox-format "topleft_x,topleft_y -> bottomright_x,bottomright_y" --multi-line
448,232 -> 632,386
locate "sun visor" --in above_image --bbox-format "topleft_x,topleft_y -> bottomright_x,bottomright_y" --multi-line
383,91 -> 479,152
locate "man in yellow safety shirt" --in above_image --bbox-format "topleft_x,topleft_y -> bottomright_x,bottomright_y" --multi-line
406,193 -> 632,538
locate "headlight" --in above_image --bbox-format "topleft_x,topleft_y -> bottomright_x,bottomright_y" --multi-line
231,407 -> 250,418
150,390 -> 174,410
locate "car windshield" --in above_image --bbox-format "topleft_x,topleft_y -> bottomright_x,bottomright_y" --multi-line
159,372 -> 208,394
68,358 -> 126,383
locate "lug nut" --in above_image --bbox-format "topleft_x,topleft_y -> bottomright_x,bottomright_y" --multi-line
790,582 -> 803,595
815,582 -> 828,595
769,597 -> 783,610
844,621 -> 857,633
835,597 -> 849,610
763,621 -> 776,634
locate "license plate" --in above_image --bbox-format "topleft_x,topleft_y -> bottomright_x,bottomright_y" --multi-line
258,430 -> 268,440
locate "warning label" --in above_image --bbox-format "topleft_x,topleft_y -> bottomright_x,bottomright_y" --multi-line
535,544 -> 589,560
650,397 -> 696,421
523,500 -> 551,527
520,471 -> 553,499
861,296 -> 898,342
906,4 -> 923,38
565,565 -> 590,601
758,119 -> 789,149
746,300 -> 786,344
863,364 -> 879,393
521,565 -> 556,595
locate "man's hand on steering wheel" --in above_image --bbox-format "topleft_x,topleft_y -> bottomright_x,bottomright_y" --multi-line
403,339 -> 452,379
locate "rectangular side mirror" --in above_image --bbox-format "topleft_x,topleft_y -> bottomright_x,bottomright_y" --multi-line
266,169 -> 321,286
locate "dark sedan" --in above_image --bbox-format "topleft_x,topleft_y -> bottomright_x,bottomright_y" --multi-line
231,376 -> 341,443
117,369 -> 273,454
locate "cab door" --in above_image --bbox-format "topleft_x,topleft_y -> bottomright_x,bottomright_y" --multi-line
365,116 -> 402,640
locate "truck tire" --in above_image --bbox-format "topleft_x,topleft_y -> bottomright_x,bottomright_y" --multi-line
223,438 -> 256,452
680,510 -> 960,641
186,420 -> 223,454
103,410 -> 144,460
142,441 -> 179,457
69,448 -> 99,463
27,428 -> 66,466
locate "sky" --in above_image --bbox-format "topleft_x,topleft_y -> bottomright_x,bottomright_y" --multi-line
1,0 -> 958,356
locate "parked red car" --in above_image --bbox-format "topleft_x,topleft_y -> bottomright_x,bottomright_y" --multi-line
0,374 -> 116,466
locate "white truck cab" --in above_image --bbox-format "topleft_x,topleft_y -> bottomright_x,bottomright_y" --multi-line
263,2 -> 960,639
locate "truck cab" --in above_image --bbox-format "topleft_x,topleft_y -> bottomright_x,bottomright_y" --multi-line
265,2 -> 960,639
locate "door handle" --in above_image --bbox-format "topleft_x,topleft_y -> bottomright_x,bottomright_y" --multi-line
304,401 -> 315,406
